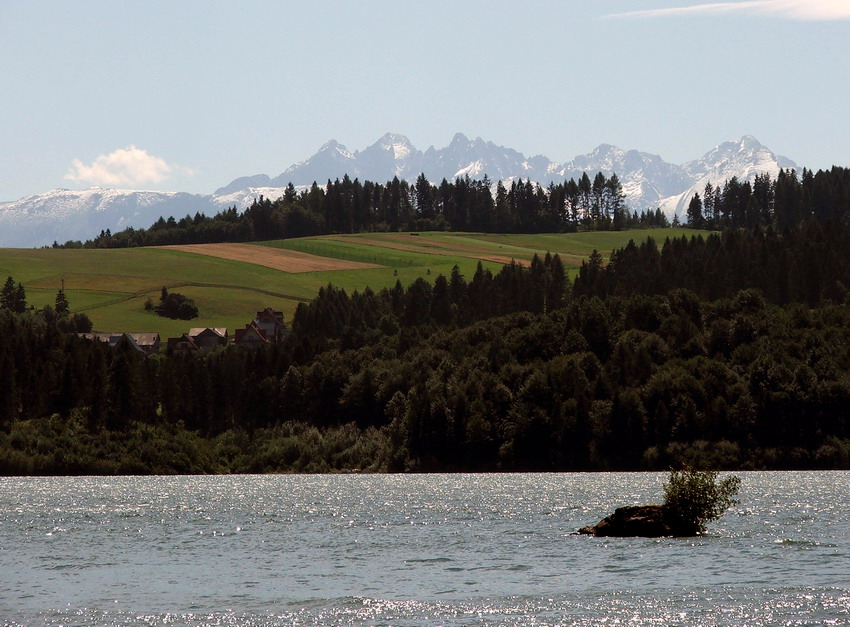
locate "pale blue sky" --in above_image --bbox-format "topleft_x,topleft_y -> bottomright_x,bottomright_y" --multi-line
1,0 -> 848,201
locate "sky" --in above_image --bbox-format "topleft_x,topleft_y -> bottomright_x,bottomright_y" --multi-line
1,0 -> 848,202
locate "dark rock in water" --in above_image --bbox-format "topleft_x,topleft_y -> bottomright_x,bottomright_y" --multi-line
578,504 -> 690,537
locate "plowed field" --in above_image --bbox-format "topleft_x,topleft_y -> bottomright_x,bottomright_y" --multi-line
159,243 -> 384,273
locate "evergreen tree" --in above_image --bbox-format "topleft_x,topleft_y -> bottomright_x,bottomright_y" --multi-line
687,193 -> 704,228
414,173 -> 435,219
0,348 -> 18,427
606,174 -> 626,230
1,278 -> 27,314
545,253 -> 568,311
703,182 -> 716,228
1,276 -> 16,311
578,172 -> 592,223
13,283 -> 26,313
592,172 -> 607,226
55,289 -> 70,315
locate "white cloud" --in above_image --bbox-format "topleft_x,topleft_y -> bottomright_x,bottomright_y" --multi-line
65,146 -> 191,188
607,0 -> 850,21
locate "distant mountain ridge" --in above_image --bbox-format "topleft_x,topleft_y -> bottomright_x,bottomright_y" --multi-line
217,132 -> 795,215
1,133 -> 798,247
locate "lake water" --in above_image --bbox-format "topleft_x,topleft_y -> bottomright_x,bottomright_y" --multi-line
1,472 -> 848,626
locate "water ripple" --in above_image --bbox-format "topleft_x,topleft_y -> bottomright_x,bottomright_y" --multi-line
2,472 -> 849,625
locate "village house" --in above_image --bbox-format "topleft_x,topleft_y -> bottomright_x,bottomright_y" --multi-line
78,309 -> 282,357
79,332 -> 161,355
232,308 -> 287,350
129,332 -> 161,355
188,327 -> 228,354
233,321 -> 271,350
153,307 -> 286,355
253,307 -> 287,341
166,333 -> 200,354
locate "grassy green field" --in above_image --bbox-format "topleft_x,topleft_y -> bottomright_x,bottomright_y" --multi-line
0,229 -> 710,337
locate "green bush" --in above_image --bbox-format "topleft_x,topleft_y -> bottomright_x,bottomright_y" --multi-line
663,467 -> 741,534
154,287 -> 199,320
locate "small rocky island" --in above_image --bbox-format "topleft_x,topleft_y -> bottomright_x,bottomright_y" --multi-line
579,504 -> 683,537
579,469 -> 741,538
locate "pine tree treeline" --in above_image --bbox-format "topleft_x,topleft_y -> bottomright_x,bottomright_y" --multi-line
58,172 -> 672,249
685,167 -> 850,230
575,221 -> 850,306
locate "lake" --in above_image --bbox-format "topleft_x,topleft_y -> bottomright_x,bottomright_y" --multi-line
2,472 -> 849,625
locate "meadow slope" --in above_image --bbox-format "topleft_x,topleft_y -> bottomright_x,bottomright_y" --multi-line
0,229 -> 707,337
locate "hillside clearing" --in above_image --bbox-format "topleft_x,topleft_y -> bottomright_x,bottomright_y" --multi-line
1,229 -> 712,336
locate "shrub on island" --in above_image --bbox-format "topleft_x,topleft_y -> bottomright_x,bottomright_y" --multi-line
579,467 -> 740,537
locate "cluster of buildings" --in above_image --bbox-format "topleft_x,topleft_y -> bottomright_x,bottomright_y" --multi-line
81,307 -> 287,355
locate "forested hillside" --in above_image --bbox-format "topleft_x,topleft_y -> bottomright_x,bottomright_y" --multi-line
4,166 -> 850,475
59,172 -> 670,248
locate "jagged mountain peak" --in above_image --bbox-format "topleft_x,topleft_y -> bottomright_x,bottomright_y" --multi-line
738,134 -> 763,147
685,135 -> 784,178
316,139 -> 354,158
1,133 -> 804,247
364,133 -> 416,162
268,139 -> 356,186
702,134 -> 772,159
375,132 -> 413,147
660,135 -> 797,217
590,143 -> 620,155
450,132 -> 470,145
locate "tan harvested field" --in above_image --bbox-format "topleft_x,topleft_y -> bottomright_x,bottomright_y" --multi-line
325,234 -> 531,267
157,243 -> 385,273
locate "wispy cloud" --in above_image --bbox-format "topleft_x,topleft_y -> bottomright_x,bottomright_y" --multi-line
607,0 -> 850,21
65,146 -> 192,188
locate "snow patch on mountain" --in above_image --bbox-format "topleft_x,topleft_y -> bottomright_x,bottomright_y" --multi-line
658,135 -> 797,218
212,185 -> 310,210
455,160 -> 486,179
0,188 -> 215,248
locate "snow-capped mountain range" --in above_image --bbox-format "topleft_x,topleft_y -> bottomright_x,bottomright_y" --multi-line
0,133 -> 797,248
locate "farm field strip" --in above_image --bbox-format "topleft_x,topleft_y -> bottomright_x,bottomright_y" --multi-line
337,232 -> 527,255
156,243 -> 384,273
265,237 -> 458,268
321,234 -> 531,266
425,233 -> 543,255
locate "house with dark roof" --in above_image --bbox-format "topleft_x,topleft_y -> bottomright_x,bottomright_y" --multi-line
79,332 -> 161,354
188,327 -> 228,354
254,308 -> 287,341
233,321 -> 271,350
128,332 -> 161,355
166,333 -> 200,354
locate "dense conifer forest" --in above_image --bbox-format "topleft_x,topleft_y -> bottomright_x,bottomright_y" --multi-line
5,166 -> 850,474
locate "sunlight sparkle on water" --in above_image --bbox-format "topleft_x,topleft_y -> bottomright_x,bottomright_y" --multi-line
2,472 -> 848,626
